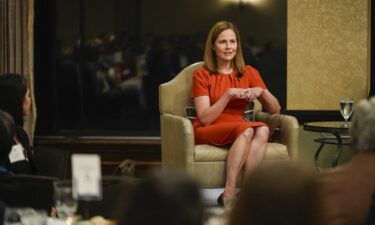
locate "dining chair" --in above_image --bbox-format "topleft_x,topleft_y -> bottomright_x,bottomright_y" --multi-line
0,175 -> 57,212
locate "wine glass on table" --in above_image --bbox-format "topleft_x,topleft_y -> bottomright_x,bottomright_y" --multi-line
339,98 -> 354,127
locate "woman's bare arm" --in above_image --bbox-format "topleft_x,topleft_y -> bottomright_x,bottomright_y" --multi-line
194,88 -> 244,126
258,89 -> 281,113
241,87 -> 280,113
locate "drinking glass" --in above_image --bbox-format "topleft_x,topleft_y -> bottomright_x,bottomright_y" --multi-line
53,180 -> 78,219
339,98 -> 354,124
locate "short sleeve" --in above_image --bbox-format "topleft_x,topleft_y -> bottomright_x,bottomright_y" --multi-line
191,68 -> 210,97
246,66 -> 267,89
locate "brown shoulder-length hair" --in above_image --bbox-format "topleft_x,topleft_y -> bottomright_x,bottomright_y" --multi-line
203,21 -> 246,76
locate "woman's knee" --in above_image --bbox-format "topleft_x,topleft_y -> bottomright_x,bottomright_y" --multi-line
240,128 -> 254,141
255,126 -> 269,141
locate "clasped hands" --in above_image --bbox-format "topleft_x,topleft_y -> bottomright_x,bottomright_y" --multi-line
228,87 -> 264,101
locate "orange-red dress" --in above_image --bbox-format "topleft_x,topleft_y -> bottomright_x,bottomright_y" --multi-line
191,65 -> 267,145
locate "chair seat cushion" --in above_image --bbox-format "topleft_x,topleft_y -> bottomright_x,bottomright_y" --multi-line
265,143 -> 289,159
194,145 -> 229,162
194,143 -> 289,162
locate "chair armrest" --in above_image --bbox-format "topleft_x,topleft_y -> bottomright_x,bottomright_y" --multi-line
255,112 -> 299,159
160,113 -> 196,173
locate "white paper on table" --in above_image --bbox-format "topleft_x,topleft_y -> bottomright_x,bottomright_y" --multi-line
71,154 -> 102,200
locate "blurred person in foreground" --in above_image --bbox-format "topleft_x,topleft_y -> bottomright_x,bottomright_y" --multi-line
0,73 -> 35,174
119,171 -> 203,225
0,110 -> 16,176
319,97 -> 375,225
229,161 -> 325,225
0,110 -> 15,225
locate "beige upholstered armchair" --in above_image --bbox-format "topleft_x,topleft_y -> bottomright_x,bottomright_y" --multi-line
159,62 -> 299,187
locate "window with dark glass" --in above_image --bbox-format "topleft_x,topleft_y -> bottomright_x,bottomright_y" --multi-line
34,0 -> 286,136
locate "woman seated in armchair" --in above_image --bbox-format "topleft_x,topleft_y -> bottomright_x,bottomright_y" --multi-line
191,21 -> 280,207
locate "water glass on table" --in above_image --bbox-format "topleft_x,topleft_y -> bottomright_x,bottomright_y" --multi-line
53,180 -> 78,220
339,98 -> 354,126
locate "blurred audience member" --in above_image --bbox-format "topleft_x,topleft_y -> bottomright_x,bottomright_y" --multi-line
0,74 -> 36,174
0,110 -> 16,176
119,171 -> 203,225
0,200 -> 6,225
363,193 -> 375,225
319,97 -> 375,225
229,161 -> 324,225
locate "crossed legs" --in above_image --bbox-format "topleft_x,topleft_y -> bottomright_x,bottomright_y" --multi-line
223,125 -> 269,201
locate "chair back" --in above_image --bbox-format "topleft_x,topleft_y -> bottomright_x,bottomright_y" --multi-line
159,62 -> 263,116
159,62 -> 203,117
32,147 -> 70,179
0,175 -> 57,212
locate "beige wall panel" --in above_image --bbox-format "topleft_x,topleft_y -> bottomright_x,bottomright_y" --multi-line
287,0 -> 369,110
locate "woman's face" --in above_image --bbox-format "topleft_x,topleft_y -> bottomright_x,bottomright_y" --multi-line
23,89 -> 31,118
213,29 -> 237,65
